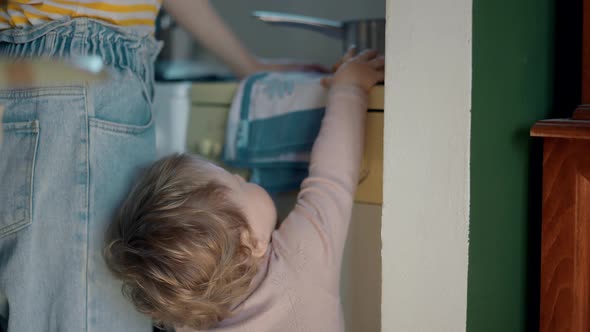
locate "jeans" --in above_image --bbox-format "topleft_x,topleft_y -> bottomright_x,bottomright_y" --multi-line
0,18 -> 161,332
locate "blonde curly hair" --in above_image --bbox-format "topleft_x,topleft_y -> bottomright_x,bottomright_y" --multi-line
104,154 -> 259,330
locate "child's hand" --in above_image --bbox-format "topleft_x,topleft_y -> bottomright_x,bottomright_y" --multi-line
321,47 -> 385,92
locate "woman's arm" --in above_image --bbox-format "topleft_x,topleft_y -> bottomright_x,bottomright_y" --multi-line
163,0 -> 258,77
163,0 -> 326,77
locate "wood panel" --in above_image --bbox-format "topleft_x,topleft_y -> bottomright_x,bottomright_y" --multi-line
533,2 -> 590,328
531,109 -> 590,140
583,0 -> 590,103
539,137 -> 590,332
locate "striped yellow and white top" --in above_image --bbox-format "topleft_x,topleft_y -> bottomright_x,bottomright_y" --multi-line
0,0 -> 163,35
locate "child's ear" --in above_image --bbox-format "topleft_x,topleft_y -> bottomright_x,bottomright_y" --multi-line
252,240 -> 268,258
240,230 -> 267,258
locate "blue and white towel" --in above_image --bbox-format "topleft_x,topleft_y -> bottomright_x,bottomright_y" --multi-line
223,72 -> 328,192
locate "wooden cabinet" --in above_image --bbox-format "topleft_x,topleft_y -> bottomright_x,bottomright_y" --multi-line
530,0 -> 590,330
532,114 -> 590,331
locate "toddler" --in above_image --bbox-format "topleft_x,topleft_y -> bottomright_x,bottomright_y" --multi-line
104,49 -> 385,331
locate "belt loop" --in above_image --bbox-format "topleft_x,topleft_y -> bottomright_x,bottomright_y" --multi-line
42,31 -> 57,58
71,18 -> 89,57
84,82 -> 95,118
73,17 -> 88,36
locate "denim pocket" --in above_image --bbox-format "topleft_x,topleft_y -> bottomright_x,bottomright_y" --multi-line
0,120 -> 39,238
89,115 -> 153,136
87,71 -> 154,136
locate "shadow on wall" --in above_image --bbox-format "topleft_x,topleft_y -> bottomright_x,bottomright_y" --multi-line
551,0 -> 582,118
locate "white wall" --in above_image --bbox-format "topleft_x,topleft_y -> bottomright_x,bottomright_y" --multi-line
381,0 -> 472,330
210,0 -> 385,66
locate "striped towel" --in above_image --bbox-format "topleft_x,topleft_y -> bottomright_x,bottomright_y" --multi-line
223,72 -> 328,193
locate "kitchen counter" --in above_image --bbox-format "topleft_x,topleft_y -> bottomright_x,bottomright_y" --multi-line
188,81 -> 385,110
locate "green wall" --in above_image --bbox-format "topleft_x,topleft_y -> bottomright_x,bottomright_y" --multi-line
467,0 -> 555,330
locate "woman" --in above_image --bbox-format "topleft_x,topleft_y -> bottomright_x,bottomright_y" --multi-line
0,1 -> 320,331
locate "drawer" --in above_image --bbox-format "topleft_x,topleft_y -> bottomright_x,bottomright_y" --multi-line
190,83 -> 238,105
190,83 -> 385,110
185,104 -> 249,178
356,112 -> 383,205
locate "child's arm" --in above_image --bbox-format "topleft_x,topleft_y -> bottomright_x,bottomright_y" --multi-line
273,50 -> 384,283
162,0 -> 326,77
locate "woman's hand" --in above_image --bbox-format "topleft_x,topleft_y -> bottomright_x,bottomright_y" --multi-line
163,0 -> 260,78
164,0 -> 328,78
321,47 -> 385,92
